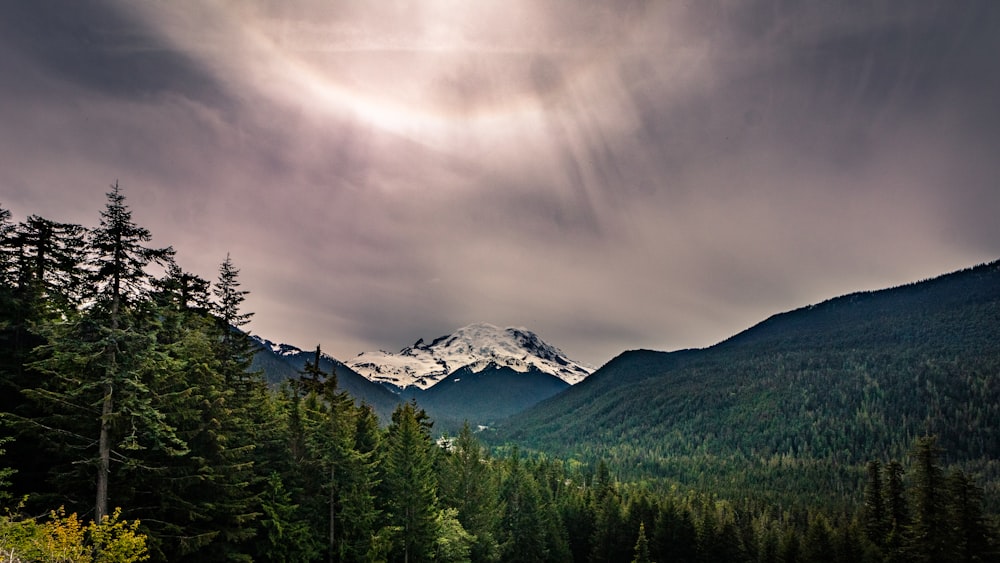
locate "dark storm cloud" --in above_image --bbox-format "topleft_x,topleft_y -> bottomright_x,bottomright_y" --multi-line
2,1 -> 999,366
0,1 -> 226,104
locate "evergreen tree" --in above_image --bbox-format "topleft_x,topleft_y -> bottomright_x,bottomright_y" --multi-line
883,459 -> 908,562
433,508 -> 475,563
295,350 -> 377,563
11,215 -> 89,309
157,261 -> 211,313
498,452 -> 548,563
0,214 -> 87,416
650,499 -> 697,563
778,527 -> 801,563
142,269 -> 258,562
862,460 -> 887,548
802,514 -> 835,563
254,472 -> 321,563
86,181 -> 176,522
945,469 -> 995,563
213,253 -> 252,330
561,480 -> 595,563
904,436 -> 951,562
589,484 -> 629,563
382,400 -> 439,563
631,522 -> 652,563
437,422 -> 501,562
211,254 -> 260,399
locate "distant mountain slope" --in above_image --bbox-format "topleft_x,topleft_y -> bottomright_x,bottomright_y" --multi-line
497,260 -> 1000,509
346,322 -> 593,390
406,364 -> 569,431
250,337 -> 401,421
250,326 -> 584,430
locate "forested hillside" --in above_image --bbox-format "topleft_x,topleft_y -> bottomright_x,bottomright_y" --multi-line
1,190 -> 997,562
498,261 -> 1000,512
250,340 -> 403,422
408,365 -> 569,431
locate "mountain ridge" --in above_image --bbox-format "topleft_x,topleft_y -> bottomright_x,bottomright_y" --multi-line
249,322 -> 592,430
345,322 -> 594,390
495,259 -> 1000,509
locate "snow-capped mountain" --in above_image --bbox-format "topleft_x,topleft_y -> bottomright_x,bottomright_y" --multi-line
253,336 -> 307,358
346,322 -> 595,390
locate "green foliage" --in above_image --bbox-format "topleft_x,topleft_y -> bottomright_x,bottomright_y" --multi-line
434,508 -> 474,563
437,423 -> 501,562
498,261 -> 1000,513
382,401 -> 439,563
0,506 -> 149,563
862,437 -> 999,563
630,522 -> 651,563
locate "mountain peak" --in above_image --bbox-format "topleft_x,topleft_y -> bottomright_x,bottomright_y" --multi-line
346,322 -> 594,390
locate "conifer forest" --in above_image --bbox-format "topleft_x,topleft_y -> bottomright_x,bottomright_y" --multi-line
1,187 -> 997,562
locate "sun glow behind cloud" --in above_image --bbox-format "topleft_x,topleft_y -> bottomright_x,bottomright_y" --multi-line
127,1 -> 652,152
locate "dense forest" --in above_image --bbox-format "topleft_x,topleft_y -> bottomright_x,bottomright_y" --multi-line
498,260 -> 1000,516
1,187 -> 997,562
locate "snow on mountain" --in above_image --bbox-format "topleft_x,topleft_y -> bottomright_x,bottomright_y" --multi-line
346,322 -> 594,390
251,335 -> 305,358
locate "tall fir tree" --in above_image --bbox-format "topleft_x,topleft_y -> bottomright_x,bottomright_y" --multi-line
883,459 -> 909,562
631,522 -> 651,563
11,215 -> 89,310
862,460 -> 888,548
26,182 -> 180,523
498,451 -> 549,563
212,253 -> 260,396
382,400 -> 440,563
905,436 -> 951,562
89,181 -> 176,522
0,214 -> 87,409
142,265 -> 259,562
945,469 -> 995,563
437,422 -> 501,563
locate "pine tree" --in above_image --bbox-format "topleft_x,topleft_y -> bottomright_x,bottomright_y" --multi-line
802,513 -> 835,563
25,182 -> 180,523
498,452 -> 548,563
89,182 -> 175,522
437,422 -> 501,562
883,459 -> 908,562
11,215 -> 89,310
562,487 -> 596,563
212,254 -> 259,396
945,469 -> 995,563
213,253 -> 252,329
157,261 -> 211,313
254,472 -> 321,563
142,268 -> 260,562
0,214 -> 87,409
433,508 -> 475,563
650,499 -> 697,563
631,522 -> 652,563
382,400 -> 440,563
862,460 -> 888,548
905,436 -> 951,562
589,483 -> 628,563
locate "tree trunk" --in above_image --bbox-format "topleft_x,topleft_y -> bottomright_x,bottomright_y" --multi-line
97,274 -> 120,523
96,380 -> 112,522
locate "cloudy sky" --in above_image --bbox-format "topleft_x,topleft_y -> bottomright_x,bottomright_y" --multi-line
2,1 -> 998,366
